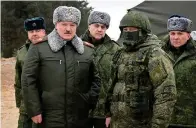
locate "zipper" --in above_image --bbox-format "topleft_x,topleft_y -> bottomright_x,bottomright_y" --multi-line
62,46 -> 67,126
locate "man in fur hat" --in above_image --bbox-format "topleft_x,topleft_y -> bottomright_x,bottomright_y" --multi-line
15,17 -> 46,128
161,15 -> 196,128
21,6 -> 101,128
105,10 -> 176,128
80,11 -> 120,128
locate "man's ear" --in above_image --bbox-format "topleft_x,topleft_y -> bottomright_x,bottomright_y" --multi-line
43,30 -> 46,34
187,33 -> 191,39
55,23 -> 58,30
88,24 -> 92,30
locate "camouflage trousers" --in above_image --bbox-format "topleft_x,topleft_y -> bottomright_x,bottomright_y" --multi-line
18,113 -> 37,128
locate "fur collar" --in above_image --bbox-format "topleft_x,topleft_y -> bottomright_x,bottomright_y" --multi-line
48,29 -> 84,54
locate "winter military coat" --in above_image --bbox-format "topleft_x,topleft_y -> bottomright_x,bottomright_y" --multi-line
106,34 -> 177,128
14,40 -> 30,114
80,30 -> 120,118
21,34 -> 101,128
162,36 -> 196,127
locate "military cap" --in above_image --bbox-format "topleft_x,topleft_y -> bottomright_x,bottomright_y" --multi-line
167,15 -> 192,32
88,11 -> 110,28
53,6 -> 81,26
24,17 -> 45,31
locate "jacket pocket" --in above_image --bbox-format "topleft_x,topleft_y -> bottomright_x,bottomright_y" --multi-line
129,91 -> 150,116
76,60 -> 90,73
43,57 -> 63,65
41,90 -> 64,109
40,57 -> 65,78
75,60 -> 91,91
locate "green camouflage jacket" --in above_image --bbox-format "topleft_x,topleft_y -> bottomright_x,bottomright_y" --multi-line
162,36 -> 196,127
81,30 -> 120,118
14,40 -> 30,114
106,34 -> 177,128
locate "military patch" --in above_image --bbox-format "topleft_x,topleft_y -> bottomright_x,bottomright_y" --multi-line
32,22 -> 36,27
149,59 -> 168,85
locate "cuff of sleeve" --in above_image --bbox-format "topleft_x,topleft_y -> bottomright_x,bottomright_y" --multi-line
105,112 -> 111,117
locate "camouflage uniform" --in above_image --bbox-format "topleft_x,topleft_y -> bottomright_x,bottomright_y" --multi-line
106,11 -> 176,128
15,40 -> 36,128
162,36 -> 196,127
81,30 -> 120,118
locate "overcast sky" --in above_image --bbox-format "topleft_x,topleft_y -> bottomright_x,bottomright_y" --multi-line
87,0 -> 145,41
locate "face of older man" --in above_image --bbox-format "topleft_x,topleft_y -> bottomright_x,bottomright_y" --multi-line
27,29 -> 46,44
55,21 -> 77,41
169,31 -> 191,48
88,23 -> 107,40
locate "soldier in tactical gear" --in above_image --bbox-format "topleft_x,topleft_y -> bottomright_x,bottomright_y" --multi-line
105,10 -> 177,128
162,15 -> 196,128
80,11 -> 120,128
15,17 -> 46,128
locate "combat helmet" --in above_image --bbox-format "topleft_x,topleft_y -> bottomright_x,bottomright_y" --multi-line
119,10 -> 151,33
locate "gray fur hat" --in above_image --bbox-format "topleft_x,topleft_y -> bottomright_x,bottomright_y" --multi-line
88,11 -> 110,28
53,6 -> 81,26
167,15 -> 192,32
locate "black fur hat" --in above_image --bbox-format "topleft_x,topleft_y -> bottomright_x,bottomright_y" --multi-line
24,17 -> 45,31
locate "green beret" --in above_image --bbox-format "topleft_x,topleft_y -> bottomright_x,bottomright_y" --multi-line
24,17 -> 46,31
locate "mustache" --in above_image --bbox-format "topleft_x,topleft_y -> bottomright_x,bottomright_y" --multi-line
64,31 -> 71,34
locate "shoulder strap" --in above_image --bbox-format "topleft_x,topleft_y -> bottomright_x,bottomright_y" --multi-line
143,46 -> 158,66
112,49 -> 123,65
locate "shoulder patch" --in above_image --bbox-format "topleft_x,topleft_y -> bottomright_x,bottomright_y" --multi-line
149,59 -> 168,85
